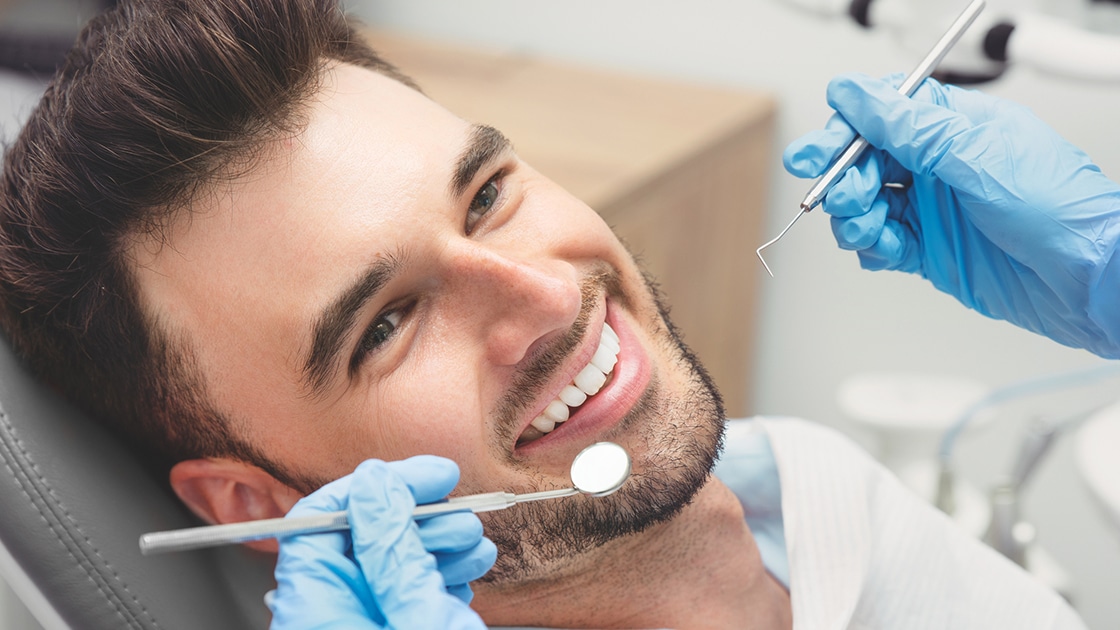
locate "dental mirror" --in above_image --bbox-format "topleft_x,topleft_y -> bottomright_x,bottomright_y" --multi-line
408,440 -> 631,516
569,441 -> 631,497
140,441 -> 632,555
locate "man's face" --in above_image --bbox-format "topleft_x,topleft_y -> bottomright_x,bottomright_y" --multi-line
130,63 -> 723,583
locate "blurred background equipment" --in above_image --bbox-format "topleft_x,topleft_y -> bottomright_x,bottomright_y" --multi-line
773,0 -> 1120,83
1076,401 -> 1120,538
840,366 -> 1120,605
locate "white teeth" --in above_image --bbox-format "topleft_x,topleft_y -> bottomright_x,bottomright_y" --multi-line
531,416 -> 556,433
543,399 -> 569,422
521,323 -> 621,443
603,322 -> 619,345
559,385 -> 587,407
590,342 -> 618,374
574,363 -> 607,395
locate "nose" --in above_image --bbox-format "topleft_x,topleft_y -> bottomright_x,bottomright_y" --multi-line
442,241 -> 583,367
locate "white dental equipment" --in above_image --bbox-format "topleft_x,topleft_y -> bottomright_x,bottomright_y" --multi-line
778,0 -> 1120,84
139,441 -> 631,555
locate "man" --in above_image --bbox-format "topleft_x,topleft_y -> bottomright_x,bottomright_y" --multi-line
0,0 -> 1085,627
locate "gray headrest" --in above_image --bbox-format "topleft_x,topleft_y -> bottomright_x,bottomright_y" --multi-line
0,334 -> 275,629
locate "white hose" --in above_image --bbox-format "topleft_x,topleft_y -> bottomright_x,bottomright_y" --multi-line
1009,12 -> 1120,82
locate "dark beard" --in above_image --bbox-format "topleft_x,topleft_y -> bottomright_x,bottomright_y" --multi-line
478,269 -> 726,585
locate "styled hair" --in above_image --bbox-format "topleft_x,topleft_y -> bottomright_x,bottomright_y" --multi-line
0,0 -> 415,487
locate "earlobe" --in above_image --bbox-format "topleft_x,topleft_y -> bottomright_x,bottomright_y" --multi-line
169,458 -> 304,553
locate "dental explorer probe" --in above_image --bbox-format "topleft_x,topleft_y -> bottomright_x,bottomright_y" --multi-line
755,0 -> 986,277
139,441 -> 631,555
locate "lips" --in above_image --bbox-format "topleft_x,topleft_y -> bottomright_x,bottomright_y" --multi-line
512,298 -> 652,457
515,322 -> 620,447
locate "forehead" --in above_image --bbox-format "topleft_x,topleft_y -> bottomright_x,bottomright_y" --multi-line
127,63 -> 471,391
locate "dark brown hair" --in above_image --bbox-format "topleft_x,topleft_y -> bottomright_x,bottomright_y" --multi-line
0,0 -> 415,488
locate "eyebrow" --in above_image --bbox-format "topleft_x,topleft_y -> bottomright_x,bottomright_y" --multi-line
302,254 -> 402,397
450,124 -> 513,199
300,126 -> 511,396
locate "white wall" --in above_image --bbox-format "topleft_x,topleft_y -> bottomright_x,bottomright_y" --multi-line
346,1 -> 1120,627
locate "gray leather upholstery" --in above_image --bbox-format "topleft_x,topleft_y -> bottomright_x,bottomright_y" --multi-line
0,335 -> 275,628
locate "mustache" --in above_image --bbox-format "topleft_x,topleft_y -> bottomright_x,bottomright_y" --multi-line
493,267 -> 622,449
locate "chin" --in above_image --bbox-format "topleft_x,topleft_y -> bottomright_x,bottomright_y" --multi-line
479,267 -> 726,585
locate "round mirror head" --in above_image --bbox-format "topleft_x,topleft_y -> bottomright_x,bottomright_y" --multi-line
569,442 -> 631,497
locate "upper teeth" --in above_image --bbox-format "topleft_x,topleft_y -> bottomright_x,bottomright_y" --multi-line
527,323 -> 620,437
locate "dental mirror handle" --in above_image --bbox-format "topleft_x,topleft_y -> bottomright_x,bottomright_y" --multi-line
139,487 -> 579,555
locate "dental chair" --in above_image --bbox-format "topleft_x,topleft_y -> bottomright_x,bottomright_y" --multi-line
0,334 -> 275,629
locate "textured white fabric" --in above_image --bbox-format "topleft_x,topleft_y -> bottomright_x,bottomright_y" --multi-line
494,416 -> 1086,628
756,416 -> 1086,630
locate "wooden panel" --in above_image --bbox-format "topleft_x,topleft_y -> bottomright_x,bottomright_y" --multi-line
367,30 -> 776,415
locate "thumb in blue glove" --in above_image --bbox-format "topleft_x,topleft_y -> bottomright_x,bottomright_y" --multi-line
784,72 -> 1120,357
269,456 -> 496,629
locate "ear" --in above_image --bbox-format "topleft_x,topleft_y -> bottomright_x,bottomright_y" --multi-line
169,458 -> 305,554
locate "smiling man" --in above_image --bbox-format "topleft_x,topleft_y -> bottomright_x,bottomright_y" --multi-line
131,59 -> 735,610
0,0 -> 1087,628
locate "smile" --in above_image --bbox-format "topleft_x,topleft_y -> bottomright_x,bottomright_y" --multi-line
516,323 -> 620,446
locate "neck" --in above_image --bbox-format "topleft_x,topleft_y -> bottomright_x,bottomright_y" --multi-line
472,478 -> 792,629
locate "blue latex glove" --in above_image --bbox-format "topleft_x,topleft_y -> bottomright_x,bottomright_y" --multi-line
269,456 -> 496,629
784,72 -> 1120,358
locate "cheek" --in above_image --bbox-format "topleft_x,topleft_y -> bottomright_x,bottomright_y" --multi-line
361,348 -> 491,465
361,367 -> 516,498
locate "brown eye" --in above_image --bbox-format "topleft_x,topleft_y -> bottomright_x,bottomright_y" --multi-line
352,309 -> 403,369
466,175 -> 501,234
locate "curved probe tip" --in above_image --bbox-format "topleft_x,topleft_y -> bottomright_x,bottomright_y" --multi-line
755,247 -> 775,277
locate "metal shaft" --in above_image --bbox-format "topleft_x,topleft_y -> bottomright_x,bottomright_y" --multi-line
140,487 -> 579,555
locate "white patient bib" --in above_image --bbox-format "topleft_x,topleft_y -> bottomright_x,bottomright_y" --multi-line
746,416 -> 1086,630
494,417 -> 1086,629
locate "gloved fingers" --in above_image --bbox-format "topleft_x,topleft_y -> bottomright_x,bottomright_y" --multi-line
855,217 -> 921,273
414,507 -> 496,593
385,455 -> 460,505
416,511 -> 484,553
905,72 -> 1007,123
820,150 -> 883,219
445,583 -> 475,605
434,537 -> 498,587
416,513 -> 496,605
829,193 -> 890,251
288,473 -> 351,515
782,111 -> 857,178
880,71 -> 906,90
881,157 -> 914,191
825,72 -> 976,178
270,470 -> 382,628
347,459 -> 420,573
281,474 -> 357,559
271,530 -> 383,628
348,460 -> 485,628
783,72 -> 906,180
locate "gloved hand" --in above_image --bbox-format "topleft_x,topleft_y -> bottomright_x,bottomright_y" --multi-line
269,456 -> 496,629
784,72 -> 1120,358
